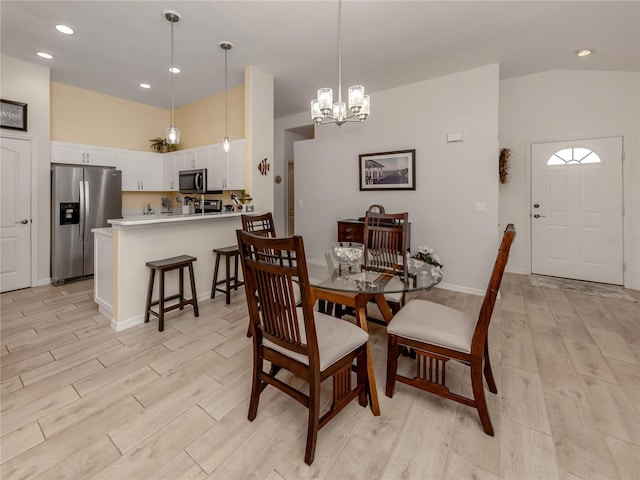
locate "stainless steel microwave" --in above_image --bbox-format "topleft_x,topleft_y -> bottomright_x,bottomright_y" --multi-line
178,169 -> 222,194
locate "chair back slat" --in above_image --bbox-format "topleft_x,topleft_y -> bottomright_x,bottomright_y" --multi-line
363,212 -> 408,275
237,230 -> 317,359
472,224 -> 516,354
241,212 -> 277,238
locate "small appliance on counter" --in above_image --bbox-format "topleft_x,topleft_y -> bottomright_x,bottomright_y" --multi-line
160,196 -> 173,213
195,199 -> 222,214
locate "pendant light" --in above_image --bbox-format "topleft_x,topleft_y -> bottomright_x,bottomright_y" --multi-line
164,10 -> 181,145
310,0 -> 370,126
220,42 -> 233,152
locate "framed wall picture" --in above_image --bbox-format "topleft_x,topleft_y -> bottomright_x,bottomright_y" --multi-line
0,99 -> 28,131
359,149 -> 416,191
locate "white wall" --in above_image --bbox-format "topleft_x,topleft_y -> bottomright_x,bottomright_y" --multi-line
245,66 -> 275,214
0,55 -> 51,286
500,70 -> 640,289
282,64 -> 500,294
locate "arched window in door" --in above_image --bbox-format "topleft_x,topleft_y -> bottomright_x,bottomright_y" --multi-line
547,147 -> 601,166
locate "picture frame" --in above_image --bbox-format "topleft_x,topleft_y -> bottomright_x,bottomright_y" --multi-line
0,99 -> 27,131
359,149 -> 416,191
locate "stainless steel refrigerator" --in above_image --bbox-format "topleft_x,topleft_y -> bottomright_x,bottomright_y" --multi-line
51,164 -> 122,285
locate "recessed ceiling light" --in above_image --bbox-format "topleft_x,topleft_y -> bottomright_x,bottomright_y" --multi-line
169,67 -> 181,74
55,24 -> 74,35
576,49 -> 594,57
37,52 -> 53,59
140,83 -> 151,89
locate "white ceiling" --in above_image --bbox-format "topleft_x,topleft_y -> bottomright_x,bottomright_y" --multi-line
2,1 -> 638,119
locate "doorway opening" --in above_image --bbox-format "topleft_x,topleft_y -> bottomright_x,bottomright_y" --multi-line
282,125 -> 314,236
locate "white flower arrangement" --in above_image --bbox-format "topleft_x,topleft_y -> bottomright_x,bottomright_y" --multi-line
413,245 -> 443,269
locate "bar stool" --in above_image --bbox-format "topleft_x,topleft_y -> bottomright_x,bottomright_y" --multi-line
145,255 -> 199,332
211,245 -> 244,304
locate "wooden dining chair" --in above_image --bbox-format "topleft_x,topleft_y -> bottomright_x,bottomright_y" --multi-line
241,212 -> 276,238
385,224 -> 516,435
363,211 -> 409,314
240,212 -> 303,336
237,230 -> 370,465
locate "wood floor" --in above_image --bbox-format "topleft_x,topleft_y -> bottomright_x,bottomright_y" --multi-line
1,274 -> 638,479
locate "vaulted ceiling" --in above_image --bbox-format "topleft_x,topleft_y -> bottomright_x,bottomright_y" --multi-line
2,1 -> 638,118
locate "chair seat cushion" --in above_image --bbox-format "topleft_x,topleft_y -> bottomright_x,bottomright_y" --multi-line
265,308 -> 368,371
383,276 -> 404,303
387,299 -> 475,353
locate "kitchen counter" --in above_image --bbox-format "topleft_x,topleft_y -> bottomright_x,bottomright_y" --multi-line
95,211 -> 257,331
109,211 -> 245,228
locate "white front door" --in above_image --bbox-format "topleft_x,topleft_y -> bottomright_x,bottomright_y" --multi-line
531,136 -> 623,284
1,137 -> 32,292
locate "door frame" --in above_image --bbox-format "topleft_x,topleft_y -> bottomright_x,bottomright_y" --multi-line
526,133 -> 629,287
1,132 -> 39,289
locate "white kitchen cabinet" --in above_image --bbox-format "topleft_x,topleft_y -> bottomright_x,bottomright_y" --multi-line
183,148 -> 209,170
164,151 -> 184,191
51,141 -> 117,167
208,139 -> 245,190
116,150 -> 164,191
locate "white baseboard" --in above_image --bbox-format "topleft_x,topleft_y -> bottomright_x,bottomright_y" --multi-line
109,290 -> 215,332
505,267 -> 527,275
34,277 -> 52,287
111,314 -> 145,332
435,282 -> 485,297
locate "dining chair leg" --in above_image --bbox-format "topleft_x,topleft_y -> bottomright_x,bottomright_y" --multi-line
385,334 -> 398,397
483,341 -> 497,394
357,348 -> 368,407
304,376 -> 321,465
248,352 -> 263,422
471,362 -> 494,436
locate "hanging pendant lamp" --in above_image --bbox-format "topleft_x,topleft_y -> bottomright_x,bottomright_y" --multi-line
310,0 -> 369,126
220,42 -> 233,152
164,10 -> 181,145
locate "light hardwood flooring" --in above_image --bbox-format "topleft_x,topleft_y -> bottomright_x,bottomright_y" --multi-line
1,274 -> 638,479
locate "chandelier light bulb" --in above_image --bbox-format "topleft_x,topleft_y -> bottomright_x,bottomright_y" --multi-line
223,136 -> 230,153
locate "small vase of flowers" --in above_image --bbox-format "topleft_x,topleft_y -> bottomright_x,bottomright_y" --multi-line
413,245 -> 443,270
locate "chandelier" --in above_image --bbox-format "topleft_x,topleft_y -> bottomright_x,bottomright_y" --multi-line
310,0 -> 370,126
164,10 -> 181,145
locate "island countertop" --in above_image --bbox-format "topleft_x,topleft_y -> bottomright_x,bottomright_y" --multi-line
108,211 -> 249,229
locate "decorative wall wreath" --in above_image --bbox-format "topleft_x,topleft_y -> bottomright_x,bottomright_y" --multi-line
499,148 -> 511,184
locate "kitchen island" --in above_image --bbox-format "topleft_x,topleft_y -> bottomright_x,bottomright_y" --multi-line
94,212 -> 248,331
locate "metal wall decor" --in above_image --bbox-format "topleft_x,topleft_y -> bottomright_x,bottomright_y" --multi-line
1,99 -> 27,131
258,158 -> 270,175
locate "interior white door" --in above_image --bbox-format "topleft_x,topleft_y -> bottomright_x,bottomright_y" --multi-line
1,137 -> 31,292
531,136 -> 623,284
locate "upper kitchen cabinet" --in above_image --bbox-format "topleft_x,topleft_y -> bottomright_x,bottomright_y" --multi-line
116,150 -> 164,191
183,148 -> 209,170
164,151 -> 185,191
209,139 -> 245,190
51,141 -> 117,167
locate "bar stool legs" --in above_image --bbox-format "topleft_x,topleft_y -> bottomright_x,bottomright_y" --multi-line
211,246 -> 244,304
145,255 -> 199,332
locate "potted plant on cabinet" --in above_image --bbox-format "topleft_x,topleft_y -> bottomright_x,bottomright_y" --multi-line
149,137 -> 177,153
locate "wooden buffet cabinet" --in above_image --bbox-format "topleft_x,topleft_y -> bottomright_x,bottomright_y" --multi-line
337,218 -> 411,248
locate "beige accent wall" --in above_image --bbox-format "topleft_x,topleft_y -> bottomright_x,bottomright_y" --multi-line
51,82 -> 169,150
175,84 -> 244,150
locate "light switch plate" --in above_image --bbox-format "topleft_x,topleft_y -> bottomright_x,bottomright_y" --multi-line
474,202 -> 486,213
447,132 -> 463,142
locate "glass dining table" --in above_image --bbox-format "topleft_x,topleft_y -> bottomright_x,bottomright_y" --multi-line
305,248 -> 443,415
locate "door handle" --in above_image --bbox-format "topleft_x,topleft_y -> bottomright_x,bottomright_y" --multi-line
533,214 -> 546,218
15,219 -> 28,224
